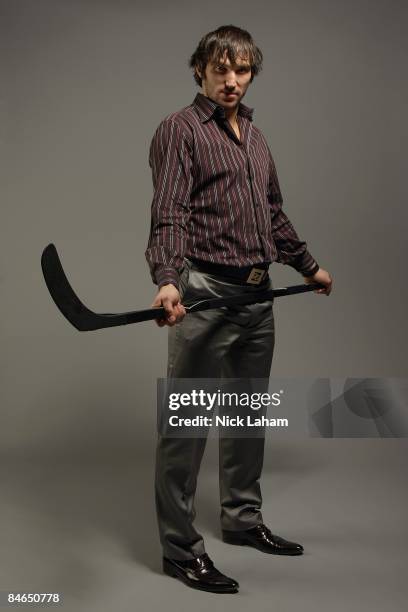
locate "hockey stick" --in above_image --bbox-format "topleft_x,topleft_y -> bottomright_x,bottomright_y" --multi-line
41,243 -> 324,332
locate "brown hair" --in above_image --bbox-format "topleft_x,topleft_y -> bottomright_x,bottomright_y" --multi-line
189,25 -> 263,87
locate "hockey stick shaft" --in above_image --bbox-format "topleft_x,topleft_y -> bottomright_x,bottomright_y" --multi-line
41,243 -> 324,331
102,282 -> 324,325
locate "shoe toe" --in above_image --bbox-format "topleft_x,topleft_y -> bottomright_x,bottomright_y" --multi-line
286,541 -> 304,554
220,575 -> 239,589
208,570 -> 239,589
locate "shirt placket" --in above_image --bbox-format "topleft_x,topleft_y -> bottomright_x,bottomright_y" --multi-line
243,122 -> 270,257
220,117 -> 268,259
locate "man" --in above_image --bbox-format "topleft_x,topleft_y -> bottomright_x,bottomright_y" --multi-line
145,25 -> 332,594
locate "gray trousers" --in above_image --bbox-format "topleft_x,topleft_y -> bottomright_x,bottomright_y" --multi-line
155,259 -> 275,560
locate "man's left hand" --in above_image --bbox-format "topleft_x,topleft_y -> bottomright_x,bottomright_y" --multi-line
304,268 -> 333,295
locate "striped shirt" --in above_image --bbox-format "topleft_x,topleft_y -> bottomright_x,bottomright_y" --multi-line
145,92 -> 319,288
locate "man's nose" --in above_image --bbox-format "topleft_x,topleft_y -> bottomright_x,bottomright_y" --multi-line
225,78 -> 237,89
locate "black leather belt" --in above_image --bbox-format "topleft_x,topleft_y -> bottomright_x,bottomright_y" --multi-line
189,257 -> 270,286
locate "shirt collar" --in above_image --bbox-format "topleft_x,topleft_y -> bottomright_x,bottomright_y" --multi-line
193,92 -> 254,123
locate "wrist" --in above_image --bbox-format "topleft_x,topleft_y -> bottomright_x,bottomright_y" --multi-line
159,282 -> 179,291
156,266 -> 179,290
302,263 -> 320,277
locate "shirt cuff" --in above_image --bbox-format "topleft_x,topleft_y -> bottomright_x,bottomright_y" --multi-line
289,251 -> 320,277
156,266 -> 180,289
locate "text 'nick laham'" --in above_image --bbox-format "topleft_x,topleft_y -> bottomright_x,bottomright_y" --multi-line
168,415 -> 289,427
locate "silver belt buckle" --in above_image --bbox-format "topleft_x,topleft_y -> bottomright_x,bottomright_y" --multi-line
246,267 -> 267,285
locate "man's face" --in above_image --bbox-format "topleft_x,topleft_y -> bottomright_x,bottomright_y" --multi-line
197,51 -> 252,111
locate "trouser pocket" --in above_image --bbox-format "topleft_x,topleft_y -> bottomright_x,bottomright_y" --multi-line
178,258 -> 194,301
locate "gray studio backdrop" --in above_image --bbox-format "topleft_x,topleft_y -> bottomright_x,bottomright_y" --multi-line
2,0 -> 407,460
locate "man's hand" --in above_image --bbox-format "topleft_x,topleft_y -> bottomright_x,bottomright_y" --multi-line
304,268 -> 333,295
151,284 -> 186,327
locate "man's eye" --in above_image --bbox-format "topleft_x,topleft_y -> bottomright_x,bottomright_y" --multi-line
214,65 -> 250,73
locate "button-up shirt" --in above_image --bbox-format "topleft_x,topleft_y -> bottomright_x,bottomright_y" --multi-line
145,92 -> 319,288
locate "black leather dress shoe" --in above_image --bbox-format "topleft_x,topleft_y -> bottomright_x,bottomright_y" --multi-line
163,553 -> 239,593
222,524 -> 304,555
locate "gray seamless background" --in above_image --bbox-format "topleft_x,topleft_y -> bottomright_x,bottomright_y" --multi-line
2,0 -> 407,458
1,1 -> 407,611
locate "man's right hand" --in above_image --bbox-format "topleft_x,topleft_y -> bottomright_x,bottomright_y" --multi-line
151,284 -> 186,327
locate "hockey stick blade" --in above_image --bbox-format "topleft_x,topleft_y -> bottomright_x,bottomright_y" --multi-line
41,243 -> 324,332
41,243 -> 166,331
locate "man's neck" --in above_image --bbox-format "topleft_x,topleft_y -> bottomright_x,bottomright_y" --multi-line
224,107 -> 238,123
